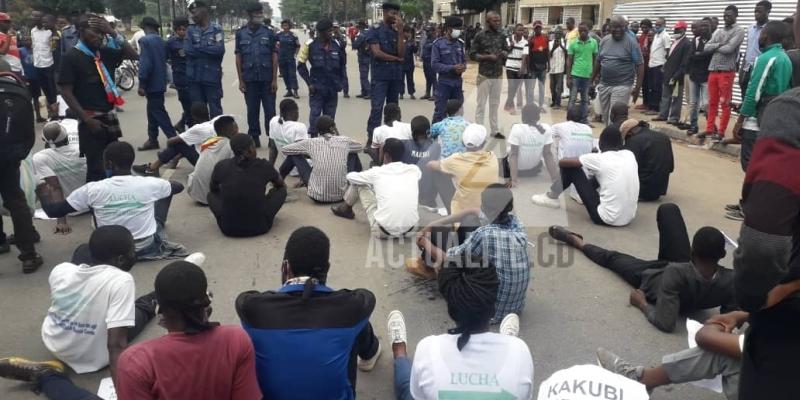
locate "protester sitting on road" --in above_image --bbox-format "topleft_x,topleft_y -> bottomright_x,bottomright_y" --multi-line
544,106 -> 595,203
132,103 -> 213,176
41,141 -> 188,261
186,115 -> 239,204
116,261 -> 262,399
548,203 -> 737,332
208,134 -> 287,237
332,138 -> 421,238
427,123 -> 499,215
281,115 -> 364,203
597,310 -> 749,400
235,226 -> 381,399
401,116 -> 441,212
269,99 -> 309,178
505,103 -> 557,188
0,226 -> 157,398
389,258 -> 533,400
621,119 -> 674,201
532,127 -> 639,226
371,103 -> 412,163
32,121 -> 87,235
429,99 -> 469,159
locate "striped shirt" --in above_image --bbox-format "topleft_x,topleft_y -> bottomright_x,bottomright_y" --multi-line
281,135 -> 363,203
504,36 -> 529,72
549,45 -> 566,75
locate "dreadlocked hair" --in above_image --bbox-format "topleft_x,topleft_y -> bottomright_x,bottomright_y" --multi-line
438,253 -> 499,351
284,227 -> 331,302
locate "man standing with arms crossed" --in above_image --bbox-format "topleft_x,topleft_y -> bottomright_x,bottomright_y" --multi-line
186,1 -> 225,118
235,2 -> 278,157
470,11 -> 508,137
365,2 -> 405,148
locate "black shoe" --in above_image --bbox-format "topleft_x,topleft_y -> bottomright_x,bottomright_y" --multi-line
252,136 -> 262,148
21,254 -> 43,274
363,95 -> 371,99
676,122 -> 691,130
8,231 -> 40,245
132,164 -> 160,177
0,357 -> 65,383
687,127 -> 698,135
651,117 -> 668,122
343,93 -> 350,98
173,122 -> 186,132
137,141 -> 160,151
409,94 -> 416,99
293,91 -> 300,99
427,96 -> 435,102
420,94 -> 430,100
709,133 -> 723,142
666,121 -> 680,126
356,94 -> 364,98
283,91 -> 293,98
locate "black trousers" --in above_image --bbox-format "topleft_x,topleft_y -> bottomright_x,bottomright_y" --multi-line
78,115 -> 121,183
550,165 -> 605,225
207,186 -> 287,237
348,321 -> 380,393
0,159 -> 37,258
581,203 -> 691,288
740,297 -> 800,399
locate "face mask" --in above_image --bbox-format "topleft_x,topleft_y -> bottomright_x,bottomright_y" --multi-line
673,32 -> 684,39
451,29 -> 462,39
654,26 -> 664,33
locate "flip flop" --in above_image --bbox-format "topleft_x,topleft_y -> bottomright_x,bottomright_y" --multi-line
548,225 -> 583,248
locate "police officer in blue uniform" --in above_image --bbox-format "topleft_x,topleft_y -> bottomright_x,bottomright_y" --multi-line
352,21 -> 371,99
431,16 -> 466,123
137,17 -> 176,151
235,2 -> 278,157
167,17 -> 192,131
365,2 -> 405,146
399,25 -> 417,99
276,19 -> 300,99
186,1 -> 225,117
420,25 -> 437,100
297,18 -> 346,137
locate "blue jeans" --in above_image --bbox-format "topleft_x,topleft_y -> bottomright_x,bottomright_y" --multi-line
568,76 -> 590,123
394,356 -> 413,400
530,69 -> 546,106
688,78 -> 708,129
146,92 -> 176,142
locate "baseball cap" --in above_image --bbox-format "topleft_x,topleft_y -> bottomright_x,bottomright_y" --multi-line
462,123 -> 488,148
674,20 -> 688,29
0,13 -> 11,22
533,20 -> 543,28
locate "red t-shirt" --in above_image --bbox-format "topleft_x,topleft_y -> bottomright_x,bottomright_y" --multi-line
116,325 -> 262,400
0,32 -> 21,59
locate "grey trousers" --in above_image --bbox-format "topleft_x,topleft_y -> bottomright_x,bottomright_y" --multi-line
662,346 -> 741,400
476,74 -> 502,133
597,83 -> 632,124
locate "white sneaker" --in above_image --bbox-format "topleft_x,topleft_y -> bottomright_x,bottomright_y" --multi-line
357,341 -> 382,372
499,313 -> 520,337
184,252 -> 206,267
531,193 -> 561,209
387,310 -> 407,344
570,191 -> 584,205
420,205 -> 439,214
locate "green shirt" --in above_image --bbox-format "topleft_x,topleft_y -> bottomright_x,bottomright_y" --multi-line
567,38 -> 598,78
741,43 -> 792,117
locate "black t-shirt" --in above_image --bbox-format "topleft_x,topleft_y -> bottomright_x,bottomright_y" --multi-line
210,157 -> 279,233
58,47 -> 123,113
624,128 -> 674,200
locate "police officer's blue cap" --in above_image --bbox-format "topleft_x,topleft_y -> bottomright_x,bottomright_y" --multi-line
245,2 -> 263,14
381,2 -> 400,10
316,18 -> 333,32
444,17 -> 463,28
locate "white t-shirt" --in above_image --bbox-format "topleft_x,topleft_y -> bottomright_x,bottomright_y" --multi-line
268,116 -> 309,152
579,150 -> 640,226
32,144 -> 86,196
31,26 -> 54,68
507,123 -> 553,171
547,121 -> 594,160
130,29 -> 146,54
178,115 -> 234,152
345,162 -> 421,235
66,176 -> 172,239
410,333 -> 534,400
187,137 -> 234,204
372,122 -> 412,148
41,263 -> 136,374
537,364 -> 648,400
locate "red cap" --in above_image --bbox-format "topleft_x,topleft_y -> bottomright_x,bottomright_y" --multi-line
0,13 -> 10,22
674,20 -> 688,30
533,20 -> 543,28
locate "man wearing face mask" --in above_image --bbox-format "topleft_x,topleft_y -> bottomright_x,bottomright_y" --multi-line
653,21 -> 692,125
739,1 -> 772,95
365,2 -> 405,148
644,17 -> 671,115
431,17 -> 466,123
186,1 -> 226,118
235,2 -> 278,155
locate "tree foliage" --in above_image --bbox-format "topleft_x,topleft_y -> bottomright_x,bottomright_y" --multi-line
455,0 -> 505,13
401,0 -> 432,22
108,0 -> 146,21
28,0 -> 104,15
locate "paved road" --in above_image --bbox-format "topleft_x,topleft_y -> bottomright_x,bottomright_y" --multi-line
0,34 -> 741,399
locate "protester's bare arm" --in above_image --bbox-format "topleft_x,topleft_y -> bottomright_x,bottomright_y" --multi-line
36,177 -> 70,234
558,157 -> 582,168
107,327 -> 129,386
695,323 -> 742,359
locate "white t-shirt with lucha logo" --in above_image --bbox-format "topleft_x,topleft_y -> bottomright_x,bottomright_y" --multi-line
410,332 -> 534,400
537,364 -> 649,400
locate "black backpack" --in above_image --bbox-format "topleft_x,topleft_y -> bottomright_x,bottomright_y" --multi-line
0,72 -> 34,162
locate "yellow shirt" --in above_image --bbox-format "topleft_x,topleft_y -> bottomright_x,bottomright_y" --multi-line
440,151 -> 499,215
566,28 -> 579,47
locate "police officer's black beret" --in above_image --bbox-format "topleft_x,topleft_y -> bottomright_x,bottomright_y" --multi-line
139,17 -> 159,29
316,18 -> 333,32
245,2 -> 263,13
381,2 -> 400,10
444,16 -> 463,28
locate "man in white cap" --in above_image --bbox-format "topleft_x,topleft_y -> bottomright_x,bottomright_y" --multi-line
32,121 -> 87,235
426,123 -> 499,215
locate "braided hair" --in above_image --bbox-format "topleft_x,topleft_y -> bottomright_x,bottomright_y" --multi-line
230,134 -> 255,168
284,226 -> 331,301
520,103 -> 545,134
438,253 -> 499,351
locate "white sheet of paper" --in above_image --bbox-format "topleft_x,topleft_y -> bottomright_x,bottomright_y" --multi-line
686,319 -> 724,393
97,377 -> 117,400
34,209 -> 54,220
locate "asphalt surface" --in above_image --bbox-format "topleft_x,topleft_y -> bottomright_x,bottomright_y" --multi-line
0,32 -> 742,399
